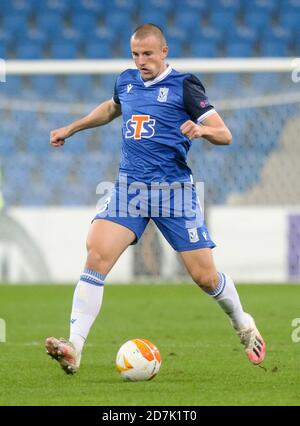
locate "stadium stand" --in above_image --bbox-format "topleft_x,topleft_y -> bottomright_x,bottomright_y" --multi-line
0,0 -> 300,206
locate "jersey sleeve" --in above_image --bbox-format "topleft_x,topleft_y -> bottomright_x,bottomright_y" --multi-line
112,79 -> 120,104
183,75 -> 216,123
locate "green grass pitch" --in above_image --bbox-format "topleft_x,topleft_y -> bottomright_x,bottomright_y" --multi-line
0,283 -> 300,406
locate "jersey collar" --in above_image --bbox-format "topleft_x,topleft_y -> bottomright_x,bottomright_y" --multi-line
141,65 -> 172,87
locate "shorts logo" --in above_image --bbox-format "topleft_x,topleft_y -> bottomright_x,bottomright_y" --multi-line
157,87 -> 169,102
188,227 -> 199,243
125,115 -> 156,140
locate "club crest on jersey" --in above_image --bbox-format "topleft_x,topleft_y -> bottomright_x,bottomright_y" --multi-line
125,115 -> 156,140
127,84 -> 133,93
157,87 -> 169,102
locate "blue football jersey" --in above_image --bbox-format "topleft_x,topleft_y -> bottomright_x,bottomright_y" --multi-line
113,66 -> 216,183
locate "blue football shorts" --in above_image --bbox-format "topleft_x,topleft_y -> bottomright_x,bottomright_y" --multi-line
93,181 -> 216,252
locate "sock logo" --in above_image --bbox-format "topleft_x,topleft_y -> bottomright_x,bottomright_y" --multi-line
70,319 -> 77,324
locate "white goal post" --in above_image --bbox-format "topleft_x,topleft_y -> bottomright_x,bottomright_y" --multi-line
3,57 -> 299,74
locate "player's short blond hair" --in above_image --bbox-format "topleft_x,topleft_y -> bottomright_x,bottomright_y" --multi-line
131,23 -> 167,48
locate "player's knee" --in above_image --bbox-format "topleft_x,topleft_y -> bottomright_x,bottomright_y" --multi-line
191,270 -> 218,291
86,248 -> 107,270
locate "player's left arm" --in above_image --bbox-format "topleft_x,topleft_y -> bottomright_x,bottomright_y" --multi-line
181,74 -> 232,145
180,113 -> 232,145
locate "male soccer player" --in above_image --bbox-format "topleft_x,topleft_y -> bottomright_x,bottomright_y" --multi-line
46,24 -> 266,374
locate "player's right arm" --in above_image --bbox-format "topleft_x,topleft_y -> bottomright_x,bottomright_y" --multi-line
50,99 -> 121,147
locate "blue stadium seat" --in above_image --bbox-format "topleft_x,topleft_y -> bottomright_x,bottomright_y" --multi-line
191,41 -> 218,58
165,27 -> 187,44
85,41 -> 112,59
45,112 -> 67,128
227,26 -> 257,43
4,154 -> 36,187
105,11 -> 133,35
138,10 -> 168,29
165,29 -> 189,54
62,132 -> 88,154
279,0 -> 300,12
174,0 -> 207,13
260,40 -> 289,56
119,39 -> 133,57
26,130 -> 54,155
42,0 -> 72,13
0,131 -> 17,156
0,44 -> 7,58
139,0 -> 173,13
262,27 -> 292,53
2,76 -> 23,96
193,26 -> 223,43
30,75 -> 57,97
2,185 -> 20,206
72,12 -> 98,35
262,26 -> 292,43
245,11 -> 271,31
229,151 -> 265,193
91,27 -> 115,47
72,0 -> 106,14
6,0 -> 34,15
211,0 -> 241,12
280,12 -> 300,31
100,74 -> 117,92
20,28 -> 48,44
293,40 -> 300,56
167,36 -> 189,56
67,75 -> 93,98
42,153 -> 73,185
0,30 -> 13,45
35,13 -> 64,36
59,182 -> 96,206
0,116 -> 20,134
51,40 -> 79,59
213,73 -> 241,93
11,110 -> 37,129
16,41 -> 45,59
107,0 -> 137,13
244,0 -> 277,13
20,182 -> 54,206
49,28 -> 83,46
250,72 -> 281,93
100,124 -> 123,154
54,86 -> 80,102
78,153 -> 109,185
244,11 -> 271,31
3,14 -> 28,38
104,10 -> 133,32
90,77 -> 114,101
225,41 -> 255,57
167,40 -> 185,58
173,11 -> 201,31
210,11 -> 236,32
191,150 -> 229,203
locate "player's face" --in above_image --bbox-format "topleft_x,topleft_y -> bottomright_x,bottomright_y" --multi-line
131,35 -> 168,81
